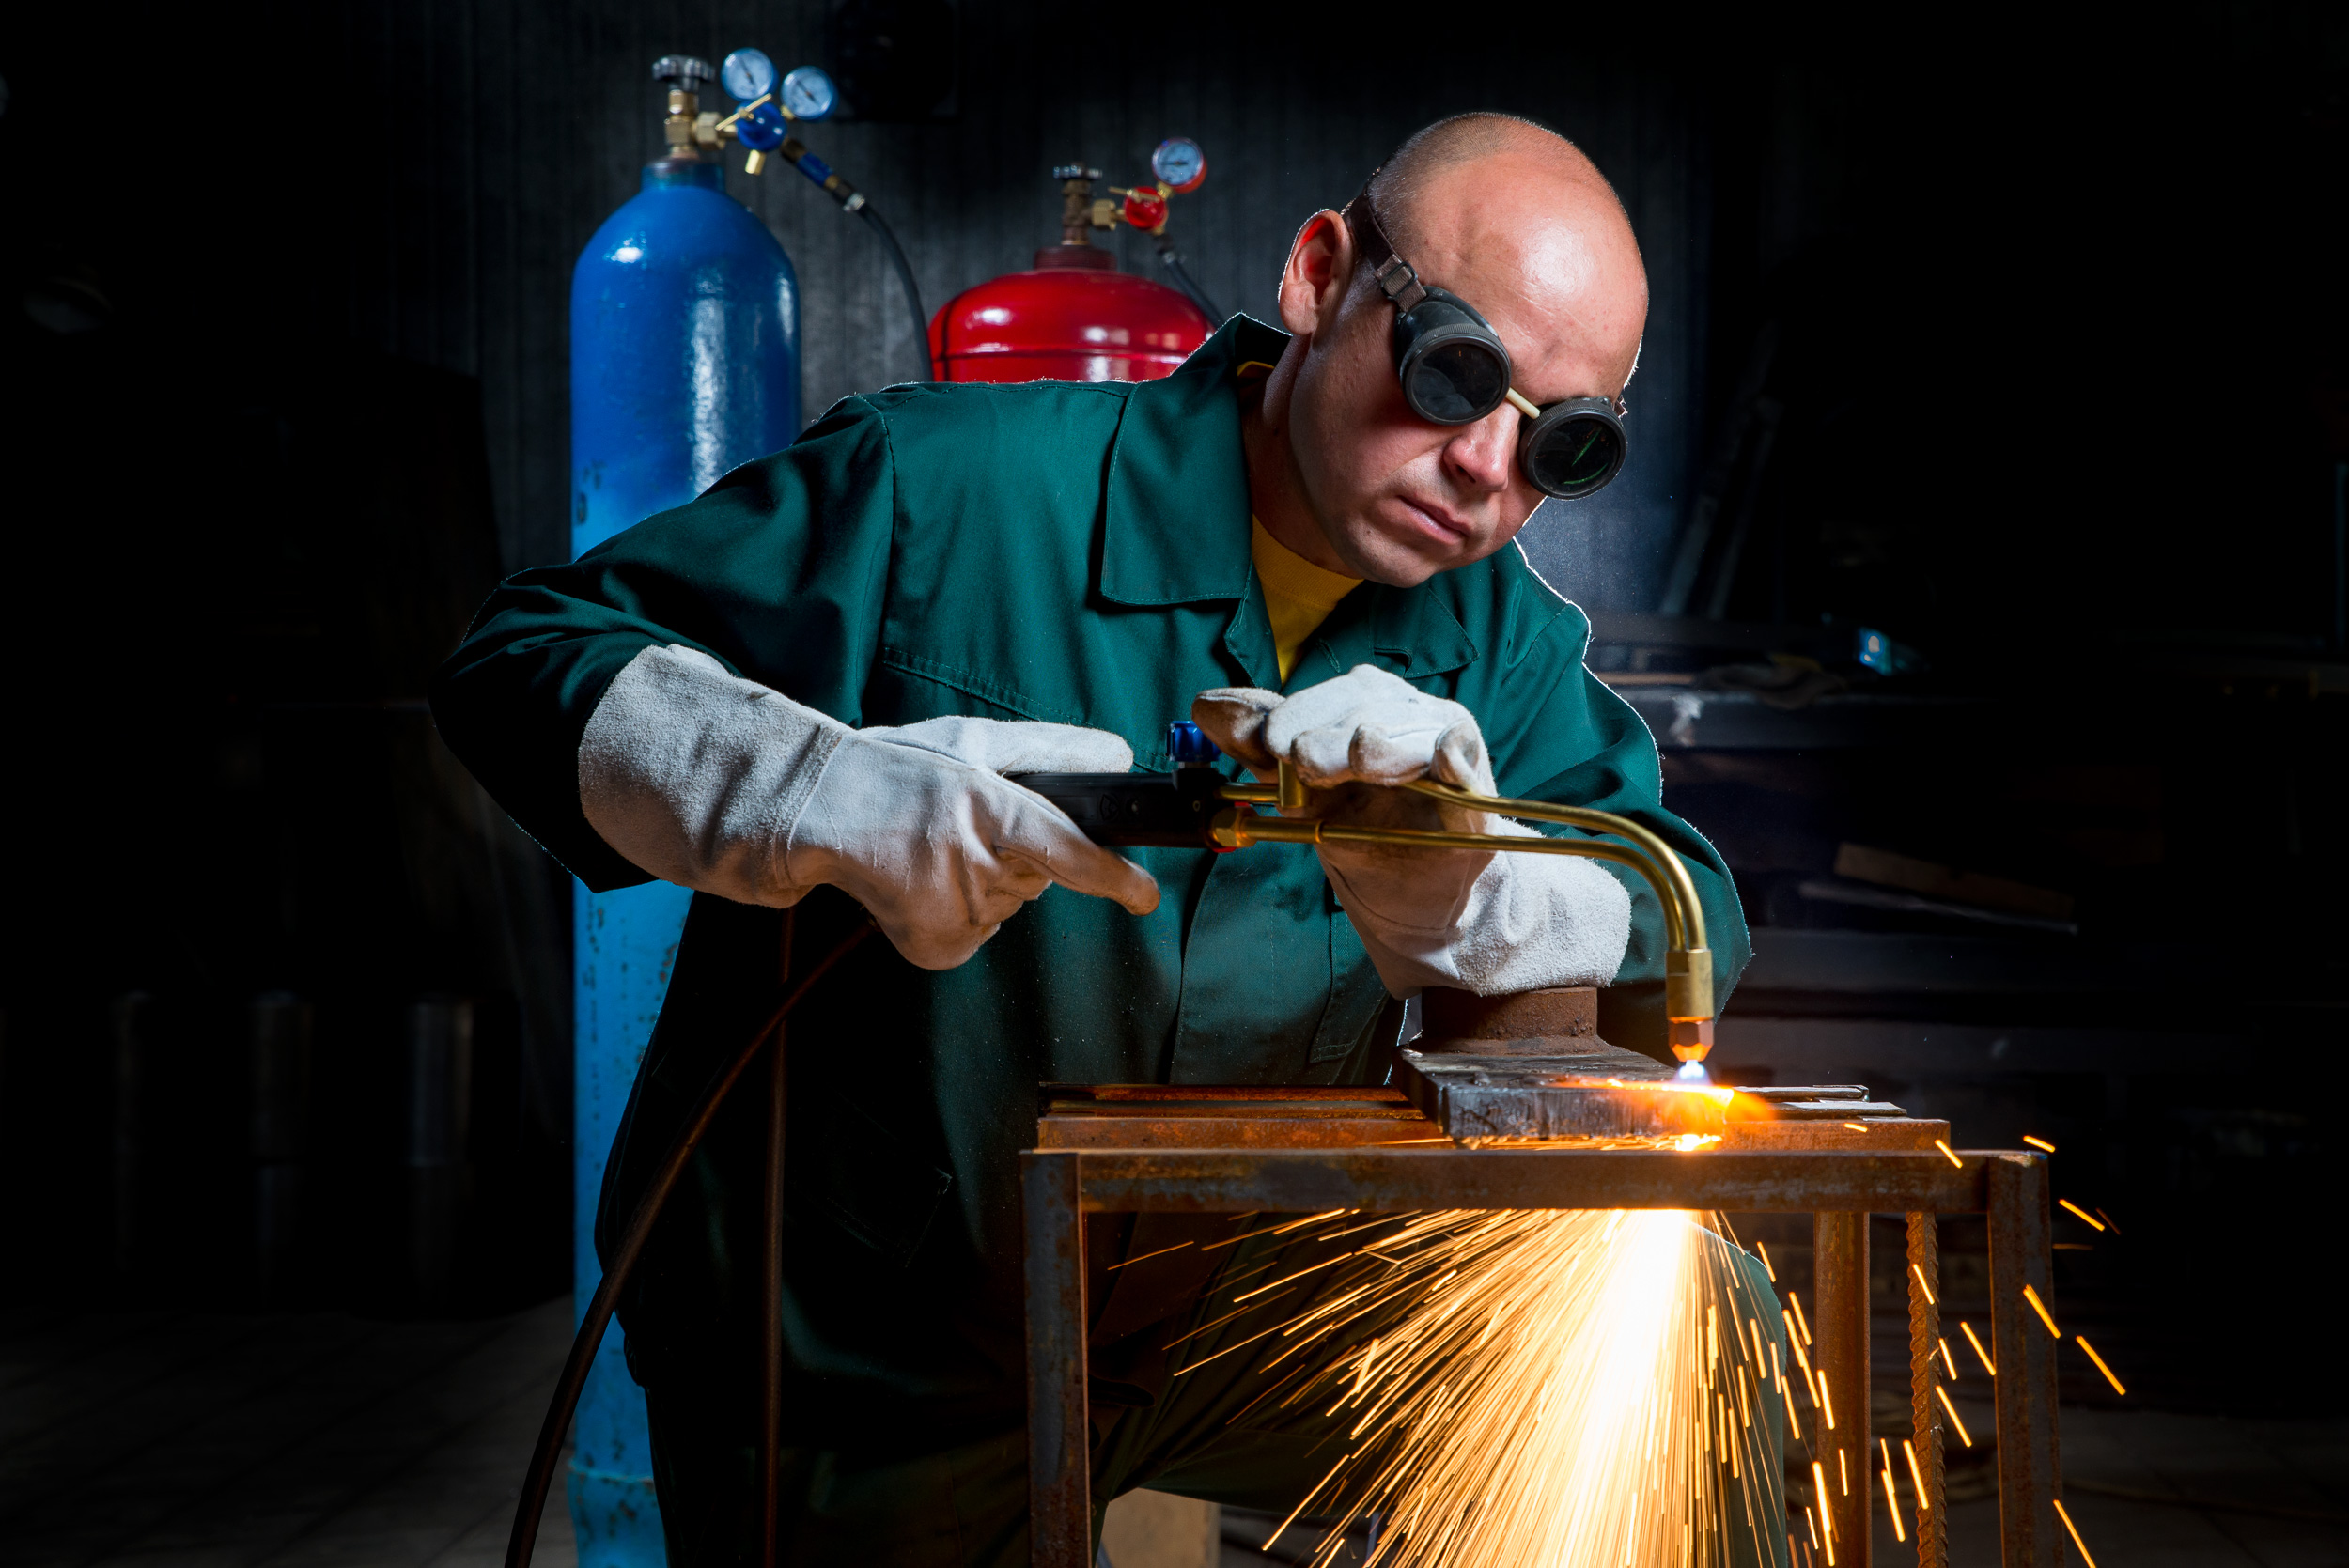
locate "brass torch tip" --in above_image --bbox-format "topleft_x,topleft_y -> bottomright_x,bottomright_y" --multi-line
1667,1017 -> 1715,1060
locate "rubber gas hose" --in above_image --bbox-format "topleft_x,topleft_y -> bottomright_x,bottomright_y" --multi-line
505,920 -> 875,1568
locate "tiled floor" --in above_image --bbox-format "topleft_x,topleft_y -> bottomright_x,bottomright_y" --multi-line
6,1302 -> 2343,1567
1920,1395 -> 2349,1568
0,1303 -> 575,1568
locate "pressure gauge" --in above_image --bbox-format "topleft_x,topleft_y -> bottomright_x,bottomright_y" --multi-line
780,65 -> 837,121
720,48 -> 778,103
1151,137 -> 1206,194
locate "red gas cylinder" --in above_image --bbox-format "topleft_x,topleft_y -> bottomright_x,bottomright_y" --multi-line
929,242 -> 1210,384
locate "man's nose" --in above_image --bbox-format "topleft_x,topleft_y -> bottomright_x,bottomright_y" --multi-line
1441,407 -> 1517,493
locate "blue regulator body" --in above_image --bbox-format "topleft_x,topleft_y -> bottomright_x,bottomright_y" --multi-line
568,152 -> 800,1563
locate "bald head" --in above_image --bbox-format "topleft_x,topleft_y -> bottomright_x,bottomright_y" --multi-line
1370,115 -> 1619,242
1241,114 -> 1651,587
1364,114 -> 1647,399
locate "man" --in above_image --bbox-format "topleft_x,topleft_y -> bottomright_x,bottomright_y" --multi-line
434,114 -> 1754,1564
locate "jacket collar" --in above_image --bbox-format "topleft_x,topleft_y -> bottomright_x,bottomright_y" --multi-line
1098,314 -> 1282,607
1098,313 -> 1478,682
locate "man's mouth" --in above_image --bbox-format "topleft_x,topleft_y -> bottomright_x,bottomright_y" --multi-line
1395,497 -> 1474,548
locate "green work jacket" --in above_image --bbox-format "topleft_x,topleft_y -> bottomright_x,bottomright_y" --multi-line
430,315 -> 1749,1449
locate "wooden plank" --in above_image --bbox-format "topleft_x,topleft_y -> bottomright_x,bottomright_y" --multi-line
1037,1115 -> 1439,1151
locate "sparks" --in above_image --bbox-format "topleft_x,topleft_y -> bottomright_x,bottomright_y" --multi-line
1933,1139 -> 1964,1169
1902,1437 -> 1929,1512
1843,1122 -> 1866,1131
1937,1336 -> 1958,1379
2058,1198 -> 2107,1231
1107,1239 -> 1193,1270
1837,1448 -> 1848,1495
1909,1261 -> 1937,1306
1933,1384 -> 1973,1447
1789,1292 -> 1812,1346
1879,1438 -> 1905,1542
1960,1319 -> 1997,1375
2077,1336 -> 2127,1395
1756,1241 -> 1777,1282
2052,1498 -> 2100,1568
2022,1283 -> 2063,1339
1817,1370 -> 1835,1430
1231,1206 -> 1787,1568
2022,1134 -> 2057,1153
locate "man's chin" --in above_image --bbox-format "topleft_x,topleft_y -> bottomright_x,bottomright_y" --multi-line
1335,520 -> 1473,588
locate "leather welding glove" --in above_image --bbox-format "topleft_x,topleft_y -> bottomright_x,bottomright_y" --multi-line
1193,663 -> 1628,997
578,644 -> 1159,970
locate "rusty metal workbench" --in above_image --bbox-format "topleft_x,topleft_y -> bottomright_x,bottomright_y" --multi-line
1022,1083 -> 2061,1568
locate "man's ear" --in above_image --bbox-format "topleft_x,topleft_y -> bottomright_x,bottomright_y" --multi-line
1276,210 -> 1352,338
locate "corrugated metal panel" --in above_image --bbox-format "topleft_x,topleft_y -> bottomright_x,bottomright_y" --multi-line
309,2 -> 1714,611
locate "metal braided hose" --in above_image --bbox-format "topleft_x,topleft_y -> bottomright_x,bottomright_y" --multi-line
1907,1212 -> 1949,1568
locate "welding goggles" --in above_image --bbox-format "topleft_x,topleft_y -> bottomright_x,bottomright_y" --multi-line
1340,187 -> 1628,500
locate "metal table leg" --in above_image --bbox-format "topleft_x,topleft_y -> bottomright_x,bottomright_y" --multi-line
1988,1155 -> 2061,1566
1814,1211 -> 1871,1568
1907,1213 -> 1947,1568
1024,1151 -> 1091,1568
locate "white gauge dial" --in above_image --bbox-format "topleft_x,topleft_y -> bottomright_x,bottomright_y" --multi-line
1151,137 -> 1206,192
780,66 -> 837,121
720,48 -> 778,103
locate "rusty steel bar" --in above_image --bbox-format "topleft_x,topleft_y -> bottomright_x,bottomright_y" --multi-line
1019,1142 -> 2046,1568
1988,1155 -> 2061,1566
1908,1214 -> 1947,1568
1023,1152 -> 1091,1568
1814,1212 -> 1871,1568
1067,1149 -> 1987,1216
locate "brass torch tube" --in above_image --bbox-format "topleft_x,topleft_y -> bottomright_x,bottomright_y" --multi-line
1211,811 -> 1688,952
1216,770 -> 1719,1044
1216,778 -> 1705,958
1398,778 -> 1710,955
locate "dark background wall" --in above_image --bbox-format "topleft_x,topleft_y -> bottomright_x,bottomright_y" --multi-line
2,1 -> 2343,1418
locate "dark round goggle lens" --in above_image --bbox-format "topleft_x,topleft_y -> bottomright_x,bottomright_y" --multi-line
1404,337 -> 1509,424
1525,412 -> 1625,498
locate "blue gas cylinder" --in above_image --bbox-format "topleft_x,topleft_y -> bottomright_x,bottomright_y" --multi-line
568,140 -> 800,1563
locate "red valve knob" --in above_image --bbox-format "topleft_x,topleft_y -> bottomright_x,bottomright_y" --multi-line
1120,187 -> 1169,232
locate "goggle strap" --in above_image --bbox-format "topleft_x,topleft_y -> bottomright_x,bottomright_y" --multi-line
1342,187 -> 1427,311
